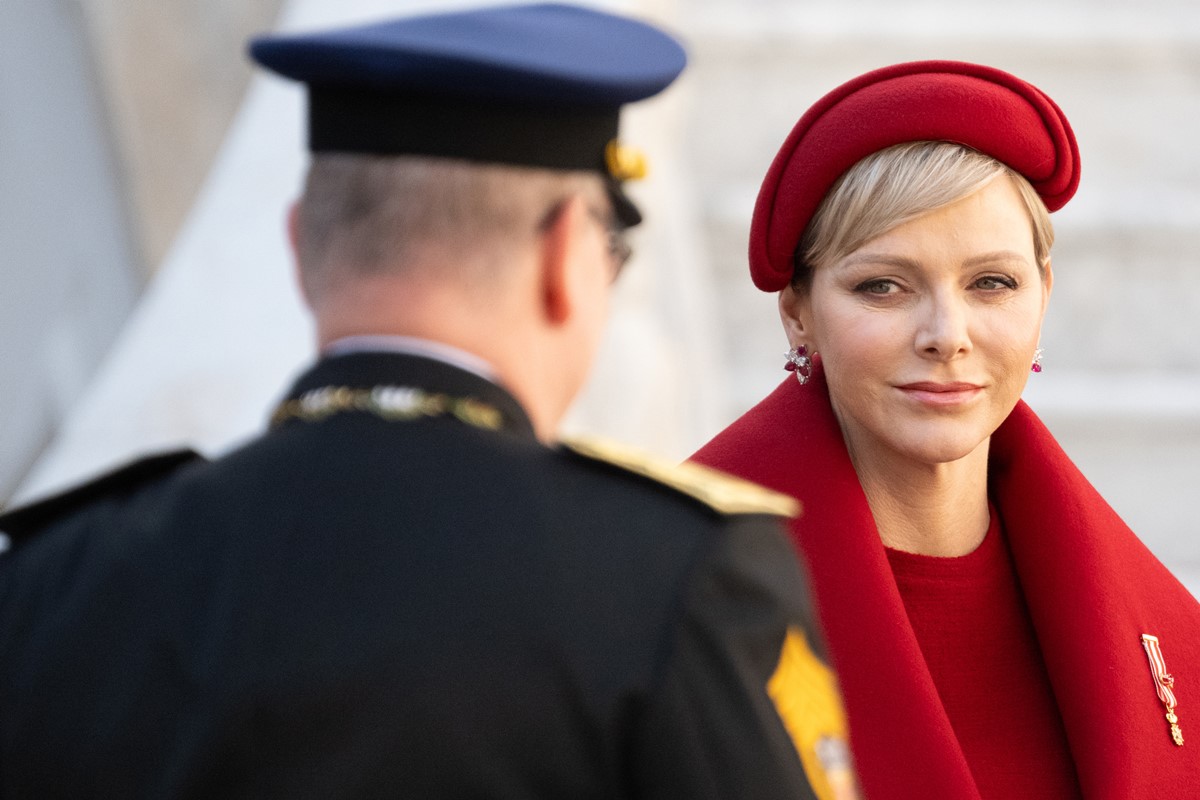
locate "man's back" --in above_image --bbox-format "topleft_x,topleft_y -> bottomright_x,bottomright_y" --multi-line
1,353 -> 834,798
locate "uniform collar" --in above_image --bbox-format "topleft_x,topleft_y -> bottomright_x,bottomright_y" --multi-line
322,335 -> 499,383
282,351 -> 535,440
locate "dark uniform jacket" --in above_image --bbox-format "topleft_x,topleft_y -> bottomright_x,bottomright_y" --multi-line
0,352 -> 847,799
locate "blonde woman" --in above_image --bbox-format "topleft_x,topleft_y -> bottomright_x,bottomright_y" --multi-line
694,61 -> 1200,799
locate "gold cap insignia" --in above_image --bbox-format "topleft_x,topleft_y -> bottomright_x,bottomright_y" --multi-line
605,140 -> 648,181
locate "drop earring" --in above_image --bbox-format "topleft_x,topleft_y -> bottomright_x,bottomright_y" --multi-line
784,345 -> 813,385
1031,346 -> 1044,373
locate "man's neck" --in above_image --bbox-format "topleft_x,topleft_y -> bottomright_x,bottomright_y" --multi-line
323,334 -> 499,382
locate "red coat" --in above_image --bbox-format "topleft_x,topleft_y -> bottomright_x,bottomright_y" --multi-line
693,368 -> 1200,799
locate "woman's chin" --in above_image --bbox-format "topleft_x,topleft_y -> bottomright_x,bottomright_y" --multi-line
882,430 -> 991,468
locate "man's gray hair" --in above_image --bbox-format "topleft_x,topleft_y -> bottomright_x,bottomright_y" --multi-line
295,154 -> 606,299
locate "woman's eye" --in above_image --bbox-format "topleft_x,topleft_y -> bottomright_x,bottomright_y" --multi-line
855,279 -> 895,295
975,275 -> 1017,290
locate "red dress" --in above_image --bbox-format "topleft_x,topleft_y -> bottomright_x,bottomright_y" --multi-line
887,512 -> 1082,798
692,367 -> 1200,799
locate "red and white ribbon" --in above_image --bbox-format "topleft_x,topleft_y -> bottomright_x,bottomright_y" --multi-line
1141,634 -> 1178,710
1142,633 -> 1184,746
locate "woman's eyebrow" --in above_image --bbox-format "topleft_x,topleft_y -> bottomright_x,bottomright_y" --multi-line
834,252 -> 921,271
961,250 -> 1033,268
835,250 -> 1032,271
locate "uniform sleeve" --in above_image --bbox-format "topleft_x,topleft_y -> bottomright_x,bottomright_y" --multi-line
630,514 -> 856,800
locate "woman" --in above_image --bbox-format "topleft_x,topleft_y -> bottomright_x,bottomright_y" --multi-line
694,61 -> 1200,799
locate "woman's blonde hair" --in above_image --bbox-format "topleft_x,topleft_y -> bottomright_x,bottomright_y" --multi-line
793,141 -> 1054,285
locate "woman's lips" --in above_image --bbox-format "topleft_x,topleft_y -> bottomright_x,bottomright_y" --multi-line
895,381 -> 984,406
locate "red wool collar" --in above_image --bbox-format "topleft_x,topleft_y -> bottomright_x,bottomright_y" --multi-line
692,368 -> 1200,799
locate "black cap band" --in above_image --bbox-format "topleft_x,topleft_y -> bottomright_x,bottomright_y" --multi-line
307,85 -> 640,225
308,86 -> 619,172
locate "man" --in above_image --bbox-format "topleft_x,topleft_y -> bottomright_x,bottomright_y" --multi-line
0,4 -> 854,798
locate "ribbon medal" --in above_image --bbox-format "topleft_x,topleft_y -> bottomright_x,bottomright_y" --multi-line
1141,634 -> 1184,746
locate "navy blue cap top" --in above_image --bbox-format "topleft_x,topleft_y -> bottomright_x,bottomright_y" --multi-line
249,3 -> 688,226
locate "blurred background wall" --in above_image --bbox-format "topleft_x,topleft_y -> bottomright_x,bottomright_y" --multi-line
2,0 -> 1198,585
0,0 -> 280,499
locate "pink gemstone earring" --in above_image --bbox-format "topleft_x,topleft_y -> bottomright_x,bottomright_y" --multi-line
784,345 -> 813,385
1031,346 -> 1044,373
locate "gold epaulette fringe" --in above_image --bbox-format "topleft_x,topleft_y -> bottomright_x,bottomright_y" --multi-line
562,436 -> 800,518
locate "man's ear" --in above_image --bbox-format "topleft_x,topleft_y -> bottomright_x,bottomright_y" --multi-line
286,201 -> 300,256
538,196 -> 586,325
286,201 -> 314,307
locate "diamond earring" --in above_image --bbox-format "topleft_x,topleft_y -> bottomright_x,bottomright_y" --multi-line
784,345 -> 813,385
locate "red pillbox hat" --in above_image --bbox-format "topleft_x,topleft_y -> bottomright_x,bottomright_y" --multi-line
749,60 -> 1081,291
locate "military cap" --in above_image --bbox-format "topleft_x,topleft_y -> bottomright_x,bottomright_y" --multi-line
249,2 -> 688,227
750,60 -> 1081,291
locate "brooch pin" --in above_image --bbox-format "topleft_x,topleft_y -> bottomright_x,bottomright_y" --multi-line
1141,634 -> 1184,746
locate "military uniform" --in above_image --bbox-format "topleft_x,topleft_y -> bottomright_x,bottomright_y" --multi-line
0,352 -> 850,798
0,5 -> 857,797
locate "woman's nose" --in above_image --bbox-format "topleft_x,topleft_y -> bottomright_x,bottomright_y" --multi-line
914,290 -> 971,360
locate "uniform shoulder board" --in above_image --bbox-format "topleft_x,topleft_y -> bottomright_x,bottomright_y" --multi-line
561,435 -> 800,518
0,449 -> 204,547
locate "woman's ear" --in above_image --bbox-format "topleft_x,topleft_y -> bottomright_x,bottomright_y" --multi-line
1041,258 -> 1054,312
778,282 -> 812,347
